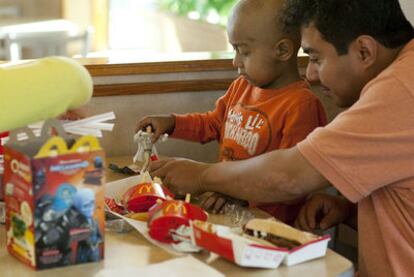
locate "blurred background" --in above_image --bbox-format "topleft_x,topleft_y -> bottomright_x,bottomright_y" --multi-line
0,0 -> 236,61
0,0 -> 412,61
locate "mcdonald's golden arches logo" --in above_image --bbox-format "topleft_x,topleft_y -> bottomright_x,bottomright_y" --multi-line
163,202 -> 187,215
137,183 -> 154,194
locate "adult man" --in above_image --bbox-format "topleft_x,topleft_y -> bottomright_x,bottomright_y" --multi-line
151,0 -> 414,276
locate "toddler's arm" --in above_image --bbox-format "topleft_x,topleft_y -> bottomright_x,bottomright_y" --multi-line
136,114 -> 175,143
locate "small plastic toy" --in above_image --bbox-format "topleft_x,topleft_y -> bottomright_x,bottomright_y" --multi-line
133,126 -> 168,172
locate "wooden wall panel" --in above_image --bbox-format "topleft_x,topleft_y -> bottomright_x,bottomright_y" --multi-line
0,0 -> 62,18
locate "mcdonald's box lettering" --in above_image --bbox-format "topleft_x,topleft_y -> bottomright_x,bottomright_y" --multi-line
3,120 -> 105,270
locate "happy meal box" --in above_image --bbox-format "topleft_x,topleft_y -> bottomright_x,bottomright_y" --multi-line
1,131 -> 8,203
3,120 -> 105,270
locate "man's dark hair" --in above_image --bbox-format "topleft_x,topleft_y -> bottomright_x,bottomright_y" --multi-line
281,0 -> 414,55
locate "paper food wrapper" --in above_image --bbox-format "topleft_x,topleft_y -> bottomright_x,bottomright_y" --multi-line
105,178 -> 330,268
105,175 -> 186,256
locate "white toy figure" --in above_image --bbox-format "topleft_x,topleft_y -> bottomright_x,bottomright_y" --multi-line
133,126 -> 167,172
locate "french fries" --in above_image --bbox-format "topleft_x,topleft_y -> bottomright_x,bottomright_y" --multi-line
124,212 -> 149,222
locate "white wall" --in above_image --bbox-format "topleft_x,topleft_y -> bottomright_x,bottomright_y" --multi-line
87,91 -> 223,162
400,0 -> 414,24
63,0 -> 92,31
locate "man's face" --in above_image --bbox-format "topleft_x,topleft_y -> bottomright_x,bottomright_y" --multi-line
301,24 -> 365,108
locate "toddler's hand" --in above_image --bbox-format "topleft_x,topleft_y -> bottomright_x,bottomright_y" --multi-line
136,115 -> 175,143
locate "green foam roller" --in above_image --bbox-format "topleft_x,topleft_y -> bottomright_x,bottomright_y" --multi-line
0,56 -> 93,132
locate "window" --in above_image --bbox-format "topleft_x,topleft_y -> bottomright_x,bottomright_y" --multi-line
107,0 -> 233,54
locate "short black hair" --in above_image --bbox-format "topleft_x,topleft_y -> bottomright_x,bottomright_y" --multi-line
281,0 -> 414,55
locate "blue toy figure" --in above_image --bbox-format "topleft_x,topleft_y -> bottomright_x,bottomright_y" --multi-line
73,188 -> 102,262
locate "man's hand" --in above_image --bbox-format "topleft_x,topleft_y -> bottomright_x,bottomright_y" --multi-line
150,158 -> 210,196
200,192 -> 229,214
200,192 -> 248,214
294,193 -> 355,232
136,115 -> 175,143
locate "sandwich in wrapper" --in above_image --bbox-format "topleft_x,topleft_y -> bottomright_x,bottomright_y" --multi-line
242,218 -> 318,250
192,218 -> 330,268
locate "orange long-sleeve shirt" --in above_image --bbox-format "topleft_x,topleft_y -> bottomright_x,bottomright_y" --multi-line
172,77 -> 327,222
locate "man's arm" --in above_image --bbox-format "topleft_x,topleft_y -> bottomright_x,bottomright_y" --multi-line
151,146 -> 330,203
201,147 -> 330,203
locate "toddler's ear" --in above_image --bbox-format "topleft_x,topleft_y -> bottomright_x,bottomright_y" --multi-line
274,38 -> 295,61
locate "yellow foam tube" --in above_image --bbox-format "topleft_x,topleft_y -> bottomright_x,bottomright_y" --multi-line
0,56 -> 93,132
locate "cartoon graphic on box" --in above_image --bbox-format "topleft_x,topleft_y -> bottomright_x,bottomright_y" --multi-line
4,121 -> 105,270
35,183 -> 77,266
72,188 -> 102,263
83,156 -> 104,185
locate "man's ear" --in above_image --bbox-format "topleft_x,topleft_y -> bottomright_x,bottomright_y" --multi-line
274,38 -> 295,61
352,35 -> 377,68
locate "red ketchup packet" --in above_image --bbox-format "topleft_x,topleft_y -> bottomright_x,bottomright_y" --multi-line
105,197 -> 126,215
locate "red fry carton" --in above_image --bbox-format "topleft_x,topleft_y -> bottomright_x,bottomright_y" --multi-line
148,200 -> 208,243
121,181 -> 167,213
191,219 -> 330,268
3,120 -> 105,270
117,172 -> 175,214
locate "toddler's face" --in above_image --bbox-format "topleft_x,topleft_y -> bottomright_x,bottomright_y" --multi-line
228,25 -> 280,88
227,11 -> 284,89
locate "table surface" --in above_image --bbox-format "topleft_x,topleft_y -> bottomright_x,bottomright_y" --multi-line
0,156 -> 354,277
0,18 -> 79,38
